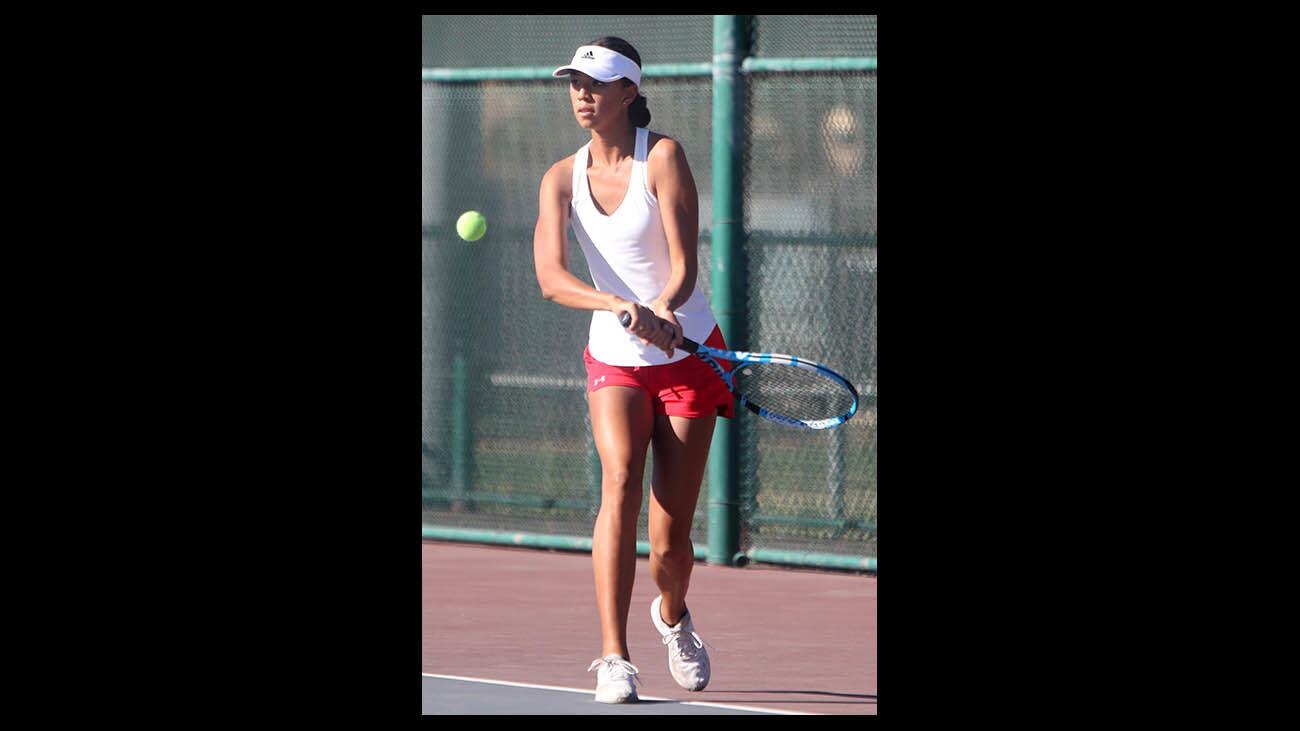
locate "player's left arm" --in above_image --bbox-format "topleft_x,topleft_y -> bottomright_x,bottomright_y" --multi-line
648,136 -> 699,353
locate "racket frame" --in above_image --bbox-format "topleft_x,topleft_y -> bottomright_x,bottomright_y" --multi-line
617,310 -> 859,429
678,337 -> 859,430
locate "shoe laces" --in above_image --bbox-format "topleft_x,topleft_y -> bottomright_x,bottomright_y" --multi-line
588,656 -> 642,686
663,627 -> 706,660
664,628 -> 723,663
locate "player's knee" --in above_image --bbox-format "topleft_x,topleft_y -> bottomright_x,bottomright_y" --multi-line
651,537 -> 693,565
600,470 -> 642,513
602,467 -> 634,491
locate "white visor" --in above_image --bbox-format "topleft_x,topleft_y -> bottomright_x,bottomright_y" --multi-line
552,45 -> 641,87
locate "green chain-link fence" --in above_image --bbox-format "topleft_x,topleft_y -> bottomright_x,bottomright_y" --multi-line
422,15 -> 875,571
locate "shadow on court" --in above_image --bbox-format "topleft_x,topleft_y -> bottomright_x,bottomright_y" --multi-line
702,690 -> 877,705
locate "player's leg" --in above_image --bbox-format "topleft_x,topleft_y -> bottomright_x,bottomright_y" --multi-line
647,412 -> 716,625
589,385 -> 655,660
646,411 -> 716,691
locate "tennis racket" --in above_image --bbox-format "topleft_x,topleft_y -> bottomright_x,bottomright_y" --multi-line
619,311 -> 859,430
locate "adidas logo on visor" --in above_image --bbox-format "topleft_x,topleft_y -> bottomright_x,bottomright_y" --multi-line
581,50 -> 595,59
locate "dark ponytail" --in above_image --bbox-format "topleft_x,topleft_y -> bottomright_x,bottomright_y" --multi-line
589,35 -> 652,128
628,93 -> 651,127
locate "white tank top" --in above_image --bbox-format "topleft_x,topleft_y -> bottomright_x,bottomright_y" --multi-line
570,127 -> 717,366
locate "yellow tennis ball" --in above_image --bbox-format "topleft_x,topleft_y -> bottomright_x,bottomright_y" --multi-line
456,210 -> 487,242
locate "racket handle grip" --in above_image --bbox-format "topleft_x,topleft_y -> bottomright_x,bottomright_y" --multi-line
618,310 -> 700,353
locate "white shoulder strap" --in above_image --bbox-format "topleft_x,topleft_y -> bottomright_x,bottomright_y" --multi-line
636,128 -> 650,192
571,144 -> 589,206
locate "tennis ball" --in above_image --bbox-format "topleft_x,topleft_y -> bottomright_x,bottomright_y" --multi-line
456,210 -> 487,242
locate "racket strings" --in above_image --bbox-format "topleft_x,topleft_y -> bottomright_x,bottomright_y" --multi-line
732,362 -> 856,420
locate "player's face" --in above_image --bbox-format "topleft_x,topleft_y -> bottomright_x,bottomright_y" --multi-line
568,72 -> 630,129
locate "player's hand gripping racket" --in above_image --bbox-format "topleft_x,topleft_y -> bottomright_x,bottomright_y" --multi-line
620,311 -> 859,430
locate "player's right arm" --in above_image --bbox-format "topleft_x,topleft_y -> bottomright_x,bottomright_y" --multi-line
533,159 -> 669,349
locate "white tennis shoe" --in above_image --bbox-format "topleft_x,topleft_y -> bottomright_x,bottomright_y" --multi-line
587,654 -> 641,703
651,595 -> 711,691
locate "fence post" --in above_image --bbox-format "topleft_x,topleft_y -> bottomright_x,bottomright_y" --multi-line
707,14 -> 748,567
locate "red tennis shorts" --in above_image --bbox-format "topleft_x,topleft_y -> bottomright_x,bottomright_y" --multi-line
584,325 -> 734,419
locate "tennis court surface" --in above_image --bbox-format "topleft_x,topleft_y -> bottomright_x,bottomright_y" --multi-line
422,541 -> 876,715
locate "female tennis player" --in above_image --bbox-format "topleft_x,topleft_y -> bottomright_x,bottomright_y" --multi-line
533,37 -> 726,704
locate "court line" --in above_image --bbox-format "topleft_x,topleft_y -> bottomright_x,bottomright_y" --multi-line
422,673 -> 817,715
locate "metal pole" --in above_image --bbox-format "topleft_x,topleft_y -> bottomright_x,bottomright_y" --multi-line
423,526 -> 708,561
450,350 -> 470,511
743,547 -> 876,572
707,15 -> 748,566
